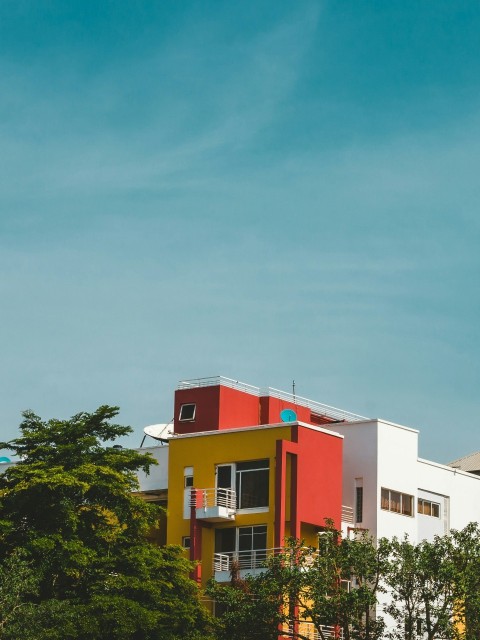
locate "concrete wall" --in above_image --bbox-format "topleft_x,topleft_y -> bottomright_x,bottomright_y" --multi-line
135,445 -> 169,491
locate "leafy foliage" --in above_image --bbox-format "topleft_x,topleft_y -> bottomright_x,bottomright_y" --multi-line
208,523 -> 388,640
0,406 -> 214,640
385,525 -> 480,640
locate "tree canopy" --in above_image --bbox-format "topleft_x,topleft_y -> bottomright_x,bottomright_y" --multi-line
0,406 -> 214,640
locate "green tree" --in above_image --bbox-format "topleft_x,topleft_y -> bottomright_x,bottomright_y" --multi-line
448,524 -> 480,640
0,406 -> 214,640
207,561 -> 283,640
207,524 -> 389,640
384,534 -> 460,640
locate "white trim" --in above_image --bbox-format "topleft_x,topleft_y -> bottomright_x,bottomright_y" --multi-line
418,457 -> 480,480
170,421 -> 344,440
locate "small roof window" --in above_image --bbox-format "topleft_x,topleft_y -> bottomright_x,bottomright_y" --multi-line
179,403 -> 196,421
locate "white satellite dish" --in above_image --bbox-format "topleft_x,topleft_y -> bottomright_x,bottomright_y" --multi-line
142,423 -> 174,444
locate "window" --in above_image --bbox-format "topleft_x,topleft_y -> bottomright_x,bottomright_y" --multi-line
236,460 -> 269,510
215,525 -> 268,569
179,403 -> 196,421
184,475 -> 193,488
418,498 -> 440,518
215,460 -> 270,511
238,525 -> 267,558
356,486 -> 363,523
182,536 -> 191,549
381,488 -> 413,516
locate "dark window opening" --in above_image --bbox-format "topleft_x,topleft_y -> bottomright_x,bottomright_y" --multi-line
356,486 -> 363,523
179,403 -> 196,421
236,460 -> 269,509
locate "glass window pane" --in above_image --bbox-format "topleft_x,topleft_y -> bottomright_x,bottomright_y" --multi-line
423,501 -> 431,516
215,528 -> 236,553
252,526 -> 267,550
237,459 -> 269,471
402,494 -> 413,516
418,499 -> 424,514
356,487 -> 363,523
217,465 -> 233,489
390,491 -> 401,513
432,503 -> 440,518
179,403 -> 196,421
381,488 -> 390,510
238,469 -> 269,509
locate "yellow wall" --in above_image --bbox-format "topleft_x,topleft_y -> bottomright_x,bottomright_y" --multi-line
167,425 -> 292,585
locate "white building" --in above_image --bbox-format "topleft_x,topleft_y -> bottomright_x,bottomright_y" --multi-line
336,418 -> 480,543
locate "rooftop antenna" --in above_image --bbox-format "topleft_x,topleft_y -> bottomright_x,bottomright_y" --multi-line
292,379 -> 296,403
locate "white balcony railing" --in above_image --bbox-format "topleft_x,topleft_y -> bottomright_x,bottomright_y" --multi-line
287,622 -> 344,640
191,487 -> 237,522
192,487 -> 236,510
213,547 -> 282,573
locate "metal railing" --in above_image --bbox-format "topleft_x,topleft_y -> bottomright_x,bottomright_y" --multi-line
261,387 -> 368,423
176,377 -> 367,423
177,376 -> 260,395
192,487 -> 236,511
287,623 -> 344,640
213,547 -> 282,573
341,505 -> 354,523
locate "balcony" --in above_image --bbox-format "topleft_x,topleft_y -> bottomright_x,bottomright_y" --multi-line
285,623 -> 344,640
192,488 -> 236,522
213,547 -> 281,581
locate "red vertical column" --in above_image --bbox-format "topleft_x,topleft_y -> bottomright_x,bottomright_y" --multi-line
189,488 -> 202,584
275,439 -> 299,547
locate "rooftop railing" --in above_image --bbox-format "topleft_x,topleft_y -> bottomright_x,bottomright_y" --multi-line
176,377 -> 368,423
260,387 -> 368,423
177,376 -> 260,395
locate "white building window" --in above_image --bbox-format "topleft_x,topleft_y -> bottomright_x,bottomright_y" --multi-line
381,487 -> 413,516
418,498 -> 440,518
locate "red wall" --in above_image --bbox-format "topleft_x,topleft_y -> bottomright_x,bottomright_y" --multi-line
174,385 -> 260,434
218,386 -> 260,430
295,425 -> 343,528
174,386 -> 221,434
259,396 -> 311,425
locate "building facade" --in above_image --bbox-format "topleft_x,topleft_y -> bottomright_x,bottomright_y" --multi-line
135,375 -> 480,635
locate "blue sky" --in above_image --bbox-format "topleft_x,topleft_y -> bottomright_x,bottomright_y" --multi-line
1,1 -> 479,462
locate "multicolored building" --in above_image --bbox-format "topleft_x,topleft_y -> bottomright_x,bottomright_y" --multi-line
137,376 -> 367,589
136,374 -> 480,629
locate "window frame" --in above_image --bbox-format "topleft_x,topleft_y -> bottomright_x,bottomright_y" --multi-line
214,460 -> 270,512
179,403 -> 196,422
380,487 -> 414,517
418,498 -> 440,518
355,486 -> 363,523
